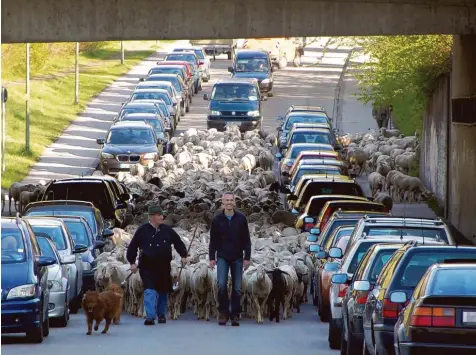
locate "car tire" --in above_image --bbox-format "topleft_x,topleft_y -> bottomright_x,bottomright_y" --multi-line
341,326 -> 348,355
27,307 -> 44,343
345,321 -> 361,355
268,91 -> 274,97
328,317 -> 341,349
69,294 -> 81,314
227,52 -> 232,60
186,101 -> 190,113
194,84 -> 199,94
43,314 -> 50,337
318,294 -> 329,322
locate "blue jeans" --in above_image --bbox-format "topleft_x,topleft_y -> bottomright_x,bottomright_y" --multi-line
144,289 -> 168,320
217,257 -> 243,317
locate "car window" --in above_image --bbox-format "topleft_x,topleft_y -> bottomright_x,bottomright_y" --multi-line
291,132 -> 331,145
166,54 -> 197,65
211,84 -> 258,101
235,57 -> 269,72
123,118 -> 163,132
37,236 -> 57,259
295,168 -> 340,183
31,225 -> 67,250
365,227 -> 448,243
64,221 -> 92,247
107,128 -> 155,145
428,268 -> 476,295
285,115 -> 329,129
302,183 -> 362,205
1,228 -> 26,263
368,249 -> 398,283
289,145 -> 333,159
131,92 -> 171,105
332,228 -> 354,246
322,221 -> 357,250
120,107 -> 157,118
26,209 -> 97,236
347,241 -> 384,274
353,248 -> 374,281
395,250 -> 476,288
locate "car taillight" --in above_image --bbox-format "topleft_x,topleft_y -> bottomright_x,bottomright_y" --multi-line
382,299 -> 400,318
356,291 -> 369,305
338,284 -> 348,298
410,307 -> 455,327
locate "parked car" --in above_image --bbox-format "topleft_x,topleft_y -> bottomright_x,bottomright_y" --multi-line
139,74 -> 189,115
128,88 -> 179,128
277,111 -> 332,146
276,143 -> 335,178
154,61 -> 195,98
394,261 -> 476,355
96,121 -> 161,177
126,99 -> 173,134
361,243 -> 476,355
23,216 -> 87,314
1,216 -> 56,343
36,235 -> 69,327
164,51 -> 202,93
173,46 -> 211,82
115,101 -> 169,130
203,78 -> 266,132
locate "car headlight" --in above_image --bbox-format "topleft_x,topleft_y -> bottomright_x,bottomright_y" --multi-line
48,280 -> 63,292
101,152 -> 114,159
143,153 -> 157,160
247,111 -> 260,117
261,79 -> 270,84
7,284 -> 36,299
210,110 -> 221,115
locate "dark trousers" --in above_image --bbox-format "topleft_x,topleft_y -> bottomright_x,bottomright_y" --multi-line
217,257 -> 243,317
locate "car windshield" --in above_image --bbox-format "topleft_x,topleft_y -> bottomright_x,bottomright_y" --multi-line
429,268 -> 476,296
64,221 -> 91,247
396,250 -> 476,288
148,77 -> 181,92
119,107 -> 158,119
36,236 -> 57,259
139,84 -> 173,96
235,58 -> 269,72
1,228 -> 26,263
294,167 -> 340,183
166,54 -> 197,65
123,118 -> 163,132
365,227 -> 448,243
285,115 -> 329,129
131,92 -> 171,105
25,209 -> 97,236
155,102 -> 169,117
291,132 -> 331,145
107,128 -> 155,145
211,84 -> 258,101
150,67 -> 181,76
368,249 -> 398,282
30,225 -> 67,250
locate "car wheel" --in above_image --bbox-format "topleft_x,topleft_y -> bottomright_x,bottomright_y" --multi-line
328,317 -> 341,349
186,102 -> 190,113
194,84 -> 199,94
346,321 -> 361,355
69,294 -> 81,314
26,307 -> 44,343
341,325 -> 348,355
363,341 -> 371,355
268,91 -> 274,97
43,314 -> 50,337
227,52 -> 232,60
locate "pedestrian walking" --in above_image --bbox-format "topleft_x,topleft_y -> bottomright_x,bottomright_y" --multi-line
126,205 -> 188,325
372,104 -> 390,129
209,192 -> 251,326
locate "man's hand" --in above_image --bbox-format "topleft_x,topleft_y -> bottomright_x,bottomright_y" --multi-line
130,263 -> 138,273
244,260 -> 249,268
209,260 -> 216,270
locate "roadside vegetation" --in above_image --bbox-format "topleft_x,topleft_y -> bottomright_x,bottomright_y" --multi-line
1,40 -> 172,188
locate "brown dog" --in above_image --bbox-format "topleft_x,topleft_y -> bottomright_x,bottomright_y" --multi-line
81,290 -> 122,335
105,283 -> 124,324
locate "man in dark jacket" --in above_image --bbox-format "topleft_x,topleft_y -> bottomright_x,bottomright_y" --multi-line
126,205 -> 188,325
209,192 -> 251,326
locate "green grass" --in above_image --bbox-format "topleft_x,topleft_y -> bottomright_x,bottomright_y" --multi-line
2,48 -> 156,188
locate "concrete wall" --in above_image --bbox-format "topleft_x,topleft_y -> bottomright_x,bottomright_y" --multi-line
2,0 -> 476,43
448,35 -> 476,240
419,75 -> 450,209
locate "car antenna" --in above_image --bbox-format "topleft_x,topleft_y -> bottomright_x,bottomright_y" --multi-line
420,218 -> 424,245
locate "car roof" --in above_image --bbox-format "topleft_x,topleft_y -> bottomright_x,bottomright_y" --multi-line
301,174 -> 352,181
310,195 -> 367,202
289,143 -> 334,149
216,78 -> 257,85
152,65 -> 185,69
287,111 -> 328,117
23,216 -> 65,227
122,102 -> 158,108
290,105 -> 326,110
295,164 -> 340,169
361,216 -> 446,227
1,218 -> 25,229
111,121 -> 151,129
236,49 -> 269,56
26,200 -> 94,208
174,47 -> 203,51
432,263 -> 476,269
290,128 -> 331,134
133,88 -> 169,93
138,80 -> 173,86
166,51 -> 198,57
147,74 -> 179,78
122,113 -> 158,118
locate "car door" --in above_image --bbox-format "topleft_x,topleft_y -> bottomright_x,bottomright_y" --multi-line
63,225 -> 83,298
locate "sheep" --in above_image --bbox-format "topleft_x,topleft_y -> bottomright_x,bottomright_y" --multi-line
245,264 -> 272,324
368,172 -> 386,196
374,192 -> 393,211
190,261 -> 214,321
8,182 -> 37,214
168,261 -> 189,320
258,150 -> 274,171
395,153 -> 416,175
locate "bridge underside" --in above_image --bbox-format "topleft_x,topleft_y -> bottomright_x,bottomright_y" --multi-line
2,0 -> 476,43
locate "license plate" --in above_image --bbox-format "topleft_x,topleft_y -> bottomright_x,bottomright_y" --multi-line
462,312 -> 476,324
119,164 -> 130,169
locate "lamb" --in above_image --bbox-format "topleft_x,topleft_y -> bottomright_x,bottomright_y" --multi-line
245,264 -> 272,324
368,172 -> 386,196
190,261 -> 214,320
168,261 -> 189,320
395,153 -> 415,175
8,182 -> 37,214
258,150 -> 274,171
266,268 -> 287,323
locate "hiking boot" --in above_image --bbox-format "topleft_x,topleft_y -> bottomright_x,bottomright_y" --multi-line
231,315 -> 240,326
158,316 -> 166,324
144,319 -> 155,326
218,313 -> 229,326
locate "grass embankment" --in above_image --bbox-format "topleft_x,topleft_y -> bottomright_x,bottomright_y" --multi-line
1,40 -> 174,188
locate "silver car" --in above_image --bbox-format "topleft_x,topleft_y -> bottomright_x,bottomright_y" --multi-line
36,235 -> 69,327
24,217 -> 87,314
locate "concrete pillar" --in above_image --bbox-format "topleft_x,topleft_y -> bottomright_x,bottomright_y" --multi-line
448,35 -> 476,240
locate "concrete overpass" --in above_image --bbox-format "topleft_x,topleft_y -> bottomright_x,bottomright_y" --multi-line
1,0 -> 476,43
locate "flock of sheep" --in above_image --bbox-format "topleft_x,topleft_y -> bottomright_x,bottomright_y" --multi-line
92,126 -> 315,323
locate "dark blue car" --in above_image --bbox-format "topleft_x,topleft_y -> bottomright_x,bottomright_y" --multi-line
1,216 -> 56,343
204,78 -> 266,132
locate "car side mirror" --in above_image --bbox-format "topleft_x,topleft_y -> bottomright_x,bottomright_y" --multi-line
37,256 -> 56,267
353,280 -> 371,292
281,171 -> 289,177
275,152 -> 282,160
331,273 -> 348,284
96,138 -> 105,145
261,96 -> 267,101
328,247 -> 343,259
390,291 -> 407,304
228,66 -> 234,73
74,244 -> 89,254
102,229 -> 114,238
203,93 -> 209,101
304,217 -> 314,224
316,251 -> 327,259
94,240 -> 106,249
308,244 -> 320,253
310,228 -> 320,235
60,254 -> 76,265
306,234 -> 318,243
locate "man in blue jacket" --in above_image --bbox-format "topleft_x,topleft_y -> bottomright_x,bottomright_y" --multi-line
209,192 -> 251,326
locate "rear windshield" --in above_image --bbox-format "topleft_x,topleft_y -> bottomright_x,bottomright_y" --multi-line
131,92 -> 171,105
149,67 -> 184,80
348,241 -> 384,274
119,107 -> 158,119
368,249 -> 398,283
293,168 -> 340,185
394,249 -> 476,289
302,182 -> 363,205
429,268 -> 476,296
290,145 -> 333,159
1,228 -> 26,263
364,226 -> 448,244
145,77 -> 181,92
138,84 -> 173,97
25,209 -> 97,235
285,115 -> 328,129
64,221 -> 92,247
37,236 -> 57,259
166,53 -> 197,64
123,118 -> 163,132
332,228 -> 354,246
31,225 -> 67,250
290,132 -> 331,145
321,220 -> 359,250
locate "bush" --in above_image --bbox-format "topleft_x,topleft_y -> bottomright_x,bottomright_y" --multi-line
79,42 -> 109,53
